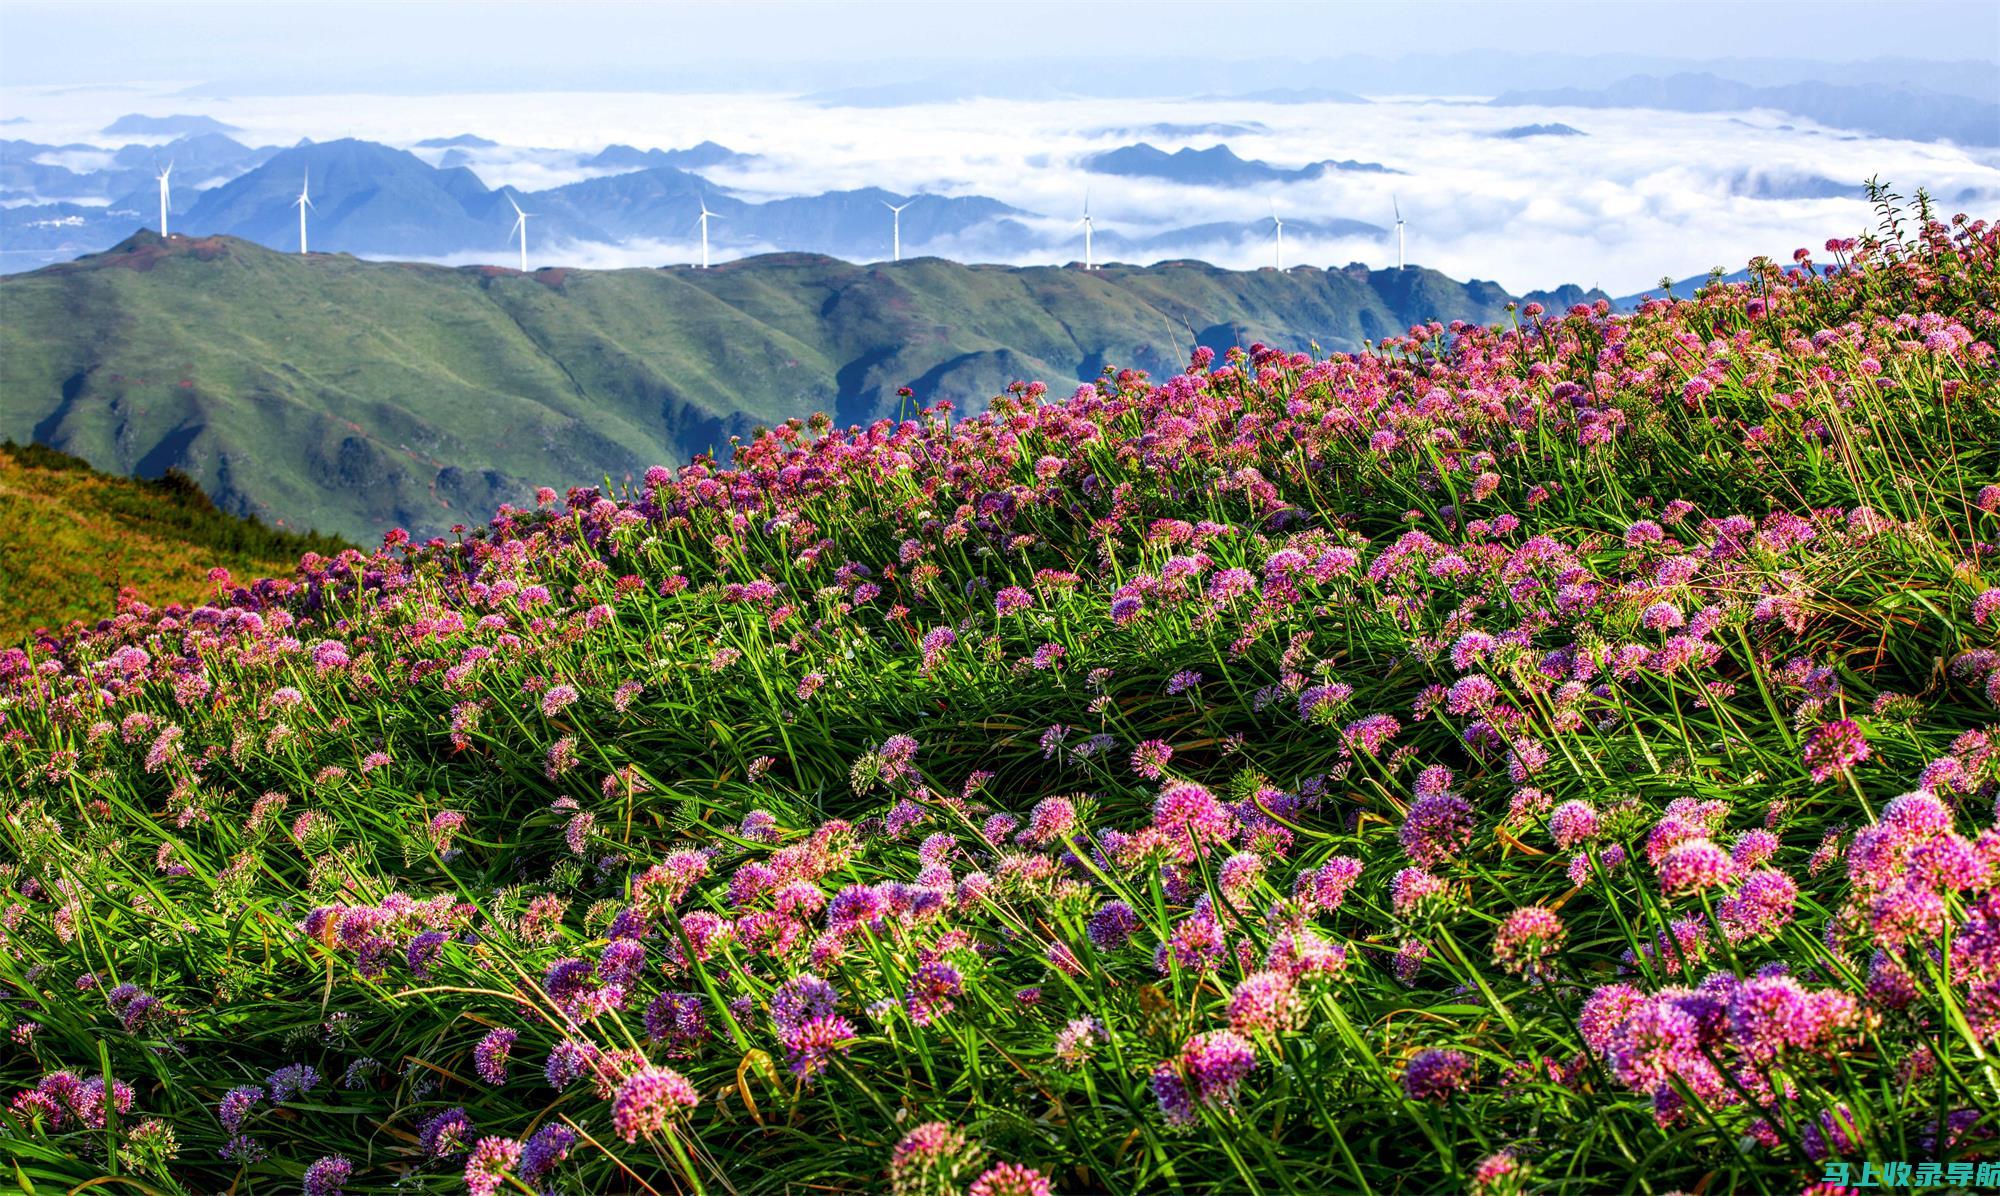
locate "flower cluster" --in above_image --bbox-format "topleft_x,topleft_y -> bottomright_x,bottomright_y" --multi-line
1,205 -> 1997,1192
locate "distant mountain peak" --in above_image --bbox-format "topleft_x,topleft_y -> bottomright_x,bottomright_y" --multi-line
1084,142 -> 1397,185
583,141 -> 755,173
102,113 -> 241,137
1489,123 -> 1586,139
415,133 -> 498,149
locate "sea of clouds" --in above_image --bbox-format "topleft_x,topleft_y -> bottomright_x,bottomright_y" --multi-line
4,82 -> 1996,294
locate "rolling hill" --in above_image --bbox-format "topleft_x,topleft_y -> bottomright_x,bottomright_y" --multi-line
0,440 -> 347,641
0,232 -> 1597,541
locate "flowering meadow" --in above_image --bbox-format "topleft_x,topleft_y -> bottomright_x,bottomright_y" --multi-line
4,193 -> 2000,1194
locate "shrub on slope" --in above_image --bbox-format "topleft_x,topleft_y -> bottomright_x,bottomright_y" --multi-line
0,441 -> 349,644
2,203 -> 1998,1193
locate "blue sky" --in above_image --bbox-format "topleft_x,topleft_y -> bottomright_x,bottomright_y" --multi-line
3,0 -> 1995,90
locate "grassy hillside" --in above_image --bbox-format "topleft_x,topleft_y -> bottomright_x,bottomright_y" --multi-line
0,203 -> 1995,1193
0,440 -> 347,642
0,232 -> 1587,540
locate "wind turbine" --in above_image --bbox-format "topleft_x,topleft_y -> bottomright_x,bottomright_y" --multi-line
156,161 -> 173,238
696,198 -> 721,269
507,195 -> 531,272
294,169 -> 314,254
1269,200 -> 1285,271
883,198 -> 912,262
1076,191 -> 1094,270
1393,195 -> 1405,270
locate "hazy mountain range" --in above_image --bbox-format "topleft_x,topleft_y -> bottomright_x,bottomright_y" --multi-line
1491,73 -> 2000,147
7,53 -> 1994,287
8,53 -> 1994,277
136,50 -> 1996,108
0,232 -> 1602,539
2,133 -> 1401,269
779,54 -> 1995,110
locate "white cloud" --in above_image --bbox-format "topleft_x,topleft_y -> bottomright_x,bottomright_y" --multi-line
3,81 -> 1995,292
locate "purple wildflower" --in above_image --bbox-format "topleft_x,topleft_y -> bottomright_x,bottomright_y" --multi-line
1022,796 -> 1077,845
1803,718 -> 1870,783
1492,906 -> 1566,976
771,973 -> 838,1036
970,1163 -> 1054,1196
904,960 -> 964,1026
1552,806 -> 1606,857
1399,792 -> 1475,866
1227,970 -> 1304,1037
1402,1048 -> 1474,1101
1055,1017 -> 1108,1067
781,1014 -> 857,1080
417,1106 -> 474,1159
266,1063 -> 320,1103
519,1123 -> 577,1181
464,1137 -> 521,1196
1088,900 -> 1141,951
612,1066 -> 698,1140
473,1028 -> 518,1085
217,1085 -> 262,1134
645,991 -> 708,1054
1130,739 -> 1173,779
302,1156 -> 352,1196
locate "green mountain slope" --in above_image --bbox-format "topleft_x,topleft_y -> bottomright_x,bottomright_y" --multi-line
0,441 -> 347,643
1,232 -> 1589,539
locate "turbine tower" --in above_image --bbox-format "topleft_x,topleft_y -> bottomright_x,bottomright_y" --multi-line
696,198 -> 721,269
507,195 -> 531,273
156,162 -> 173,238
1393,195 -> 1405,270
884,198 -> 912,262
1077,191 -> 1095,270
1270,201 -> 1285,271
295,169 -> 314,254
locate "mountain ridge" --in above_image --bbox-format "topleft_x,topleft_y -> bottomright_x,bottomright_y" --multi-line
1084,142 -> 1398,186
1,231 -> 1600,541
4,134 -> 1408,271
